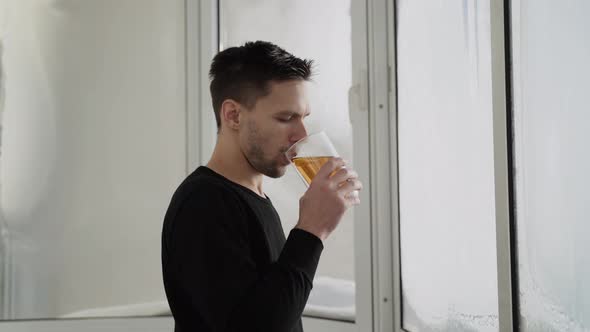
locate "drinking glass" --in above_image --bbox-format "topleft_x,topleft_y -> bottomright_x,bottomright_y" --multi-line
285,131 -> 339,186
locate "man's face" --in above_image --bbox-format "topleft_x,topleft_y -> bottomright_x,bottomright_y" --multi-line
239,79 -> 310,178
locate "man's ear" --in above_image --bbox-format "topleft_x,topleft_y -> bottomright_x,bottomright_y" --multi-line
220,99 -> 241,130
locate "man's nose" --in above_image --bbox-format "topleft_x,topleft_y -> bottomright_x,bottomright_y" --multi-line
290,120 -> 308,143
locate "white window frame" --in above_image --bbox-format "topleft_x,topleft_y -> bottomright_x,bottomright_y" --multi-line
2,1 -> 519,332
359,1 -> 398,332
187,0 -> 218,169
490,0 -> 515,330
350,0 -> 375,332
379,0 -> 515,331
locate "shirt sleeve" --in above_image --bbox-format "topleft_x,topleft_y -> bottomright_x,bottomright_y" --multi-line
168,183 -> 323,332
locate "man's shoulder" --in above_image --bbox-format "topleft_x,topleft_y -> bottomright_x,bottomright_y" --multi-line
163,167 -> 248,233
174,167 -> 241,204
162,168 -> 249,260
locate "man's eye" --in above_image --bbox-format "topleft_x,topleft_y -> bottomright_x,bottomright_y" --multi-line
278,117 -> 291,122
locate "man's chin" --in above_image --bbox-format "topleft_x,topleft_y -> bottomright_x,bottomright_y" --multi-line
264,165 -> 288,179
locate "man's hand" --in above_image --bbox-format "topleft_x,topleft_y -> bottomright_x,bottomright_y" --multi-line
295,157 -> 362,241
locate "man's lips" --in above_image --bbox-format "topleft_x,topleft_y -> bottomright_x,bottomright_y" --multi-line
281,154 -> 291,166
280,149 -> 292,166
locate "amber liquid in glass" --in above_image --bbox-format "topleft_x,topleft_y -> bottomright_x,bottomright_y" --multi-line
291,156 -> 333,185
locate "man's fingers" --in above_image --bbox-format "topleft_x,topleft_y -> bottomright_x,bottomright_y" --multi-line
345,190 -> 361,205
338,179 -> 363,196
332,168 -> 358,185
315,157 -> 346,180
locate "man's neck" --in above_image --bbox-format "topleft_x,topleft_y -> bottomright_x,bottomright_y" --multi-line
206,138 -> 265,197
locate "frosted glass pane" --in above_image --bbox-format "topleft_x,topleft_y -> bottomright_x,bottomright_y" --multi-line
511,1 -> 590,331
0,0 -> 186,320
220,0 -> 355,283
396,1 -> 499,331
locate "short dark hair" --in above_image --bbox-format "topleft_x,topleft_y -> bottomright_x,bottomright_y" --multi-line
209,41 -> 314,129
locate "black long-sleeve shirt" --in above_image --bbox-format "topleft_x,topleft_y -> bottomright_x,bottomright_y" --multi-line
161,166 -> 323,332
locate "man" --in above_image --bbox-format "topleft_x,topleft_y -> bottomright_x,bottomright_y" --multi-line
161,41 -> 362,332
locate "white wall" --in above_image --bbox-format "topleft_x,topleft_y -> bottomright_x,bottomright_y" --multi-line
0,0 -> 186,318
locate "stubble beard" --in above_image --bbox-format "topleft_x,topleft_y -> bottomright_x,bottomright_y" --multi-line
244,121 -> 286,179
247,144 -> 286,178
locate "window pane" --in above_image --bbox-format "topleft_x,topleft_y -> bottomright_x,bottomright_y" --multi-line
396,1 -> 499,330
0,0 -> 186,319
220,0 -> 356,321
511,1 -> 590,330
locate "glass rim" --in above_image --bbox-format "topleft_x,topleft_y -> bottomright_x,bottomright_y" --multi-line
284,130 -> 328,156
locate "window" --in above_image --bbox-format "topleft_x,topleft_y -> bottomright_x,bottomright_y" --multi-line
219,0 -> 359,321
511,0 -> 590,330
0,0 -> 186,319
396,0 -> 499,330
